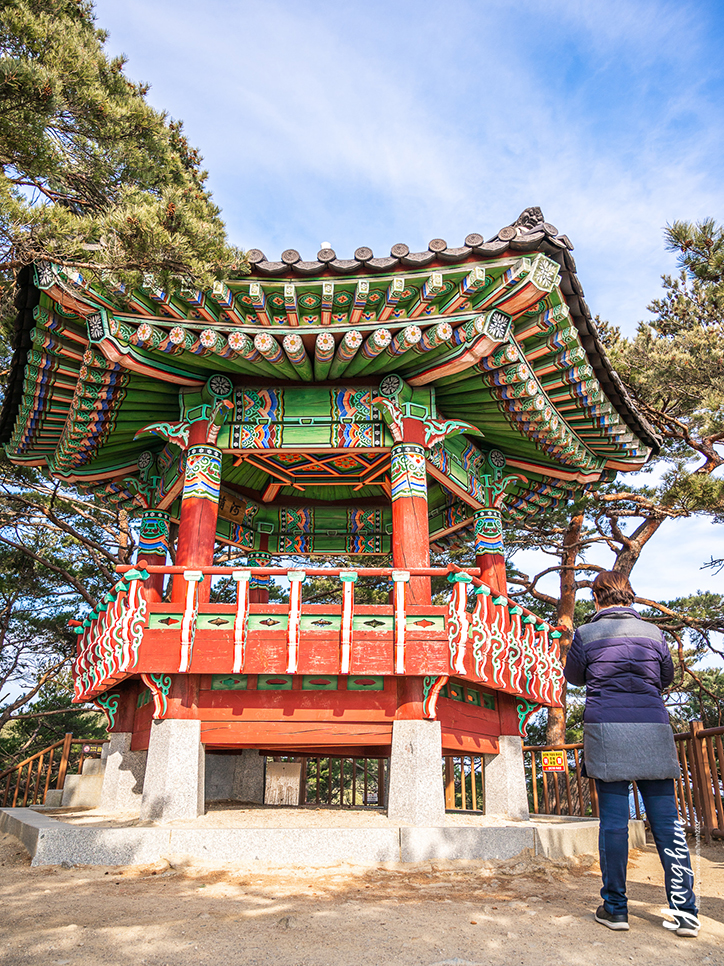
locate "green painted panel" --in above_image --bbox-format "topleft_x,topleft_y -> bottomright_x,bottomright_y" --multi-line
482,692 -> 496,710
352,615 -> 394,631
443,682 -> 465,702
346,675 -> 385,691
257,674 -> 293,690
464,688 -> 481,707
248,614 -> 288,631
197,613 -> 235,630
137,688 -> 151,708
406,615 -> 445,631
148,613 -> 183,629
280,425 -> 332,446
302,675 -> 338,690
211,674 -> 248,690
300,614 -> 342,631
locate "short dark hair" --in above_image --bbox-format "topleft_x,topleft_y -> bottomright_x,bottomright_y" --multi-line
592,570 -> 635,607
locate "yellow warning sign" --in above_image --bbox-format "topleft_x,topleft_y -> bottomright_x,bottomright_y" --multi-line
541,751 -> 566,772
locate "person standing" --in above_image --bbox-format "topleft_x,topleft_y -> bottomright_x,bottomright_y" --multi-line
564,570 -> 700,937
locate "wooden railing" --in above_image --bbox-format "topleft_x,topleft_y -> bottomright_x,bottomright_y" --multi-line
524,742 -> 598,817
0,735 -> 108,808
444,754 -> 484,811
73,563 -> 564,718
299,755 -> 387,808
675,723 -> 724,842
525,722 -> 724,840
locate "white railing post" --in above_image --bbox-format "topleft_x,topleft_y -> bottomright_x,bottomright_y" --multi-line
447,572 -> 472,675
179,570 -> 204,672
339,571 -> 358,674
286,570 -> 306,673
232,570 -> 251,673
391,570 -> 410,674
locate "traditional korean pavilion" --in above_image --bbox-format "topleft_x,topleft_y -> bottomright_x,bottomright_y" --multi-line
0,207 -> 657,823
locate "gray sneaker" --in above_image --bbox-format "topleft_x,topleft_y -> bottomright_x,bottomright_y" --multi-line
595,904 -> 629,931
661,909 -> 700,937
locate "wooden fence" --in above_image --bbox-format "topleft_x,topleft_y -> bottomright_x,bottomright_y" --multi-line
444,755 -> 484,811
266,755 -> 387,808
0,735 -> 108,808
524,721 -> 724,842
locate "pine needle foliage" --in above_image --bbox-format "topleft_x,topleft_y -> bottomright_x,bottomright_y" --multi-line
0,0 -> 246,305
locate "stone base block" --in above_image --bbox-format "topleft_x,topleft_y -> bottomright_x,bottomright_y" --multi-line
205,750 -> 265,803
60,772 -> 105,808
99,732 -> 147,812
532,816 -> 646,859
387,719 -> 445,826
140,719 -> 204,823
484,735 -> 530,820
2,808 -> 629,869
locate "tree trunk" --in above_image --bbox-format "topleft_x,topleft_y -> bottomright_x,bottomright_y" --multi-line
613,515 -> 664,576
546,511 -> 583,745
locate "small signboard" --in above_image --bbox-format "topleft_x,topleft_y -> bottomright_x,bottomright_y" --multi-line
541,751 -> 566,772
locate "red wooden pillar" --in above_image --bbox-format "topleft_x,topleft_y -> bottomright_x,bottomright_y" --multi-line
474,507 -> 507,596
172,424 -> 222,605
136,509 -> 171,602
249,538 -> 271,605
396,676 -> 425,719
390,442 -> 431,605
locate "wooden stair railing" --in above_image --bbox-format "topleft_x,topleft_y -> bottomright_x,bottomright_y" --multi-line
0,734 -> 107,808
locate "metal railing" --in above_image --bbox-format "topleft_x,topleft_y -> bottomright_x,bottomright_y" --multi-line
0,734 -> 108,808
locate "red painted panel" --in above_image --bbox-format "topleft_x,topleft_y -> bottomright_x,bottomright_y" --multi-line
131,727 -> 150,751
196,688 -> 397,723
441,731 -> 499,755
200,721 -> 393,748
436,697 -> 500,738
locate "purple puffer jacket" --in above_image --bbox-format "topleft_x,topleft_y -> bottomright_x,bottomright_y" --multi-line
564,606 -> 674,724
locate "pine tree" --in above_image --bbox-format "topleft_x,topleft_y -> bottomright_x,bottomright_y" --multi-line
0,0 -> 246,324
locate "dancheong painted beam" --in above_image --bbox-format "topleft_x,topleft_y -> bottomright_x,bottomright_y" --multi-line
0,206 -> 659,779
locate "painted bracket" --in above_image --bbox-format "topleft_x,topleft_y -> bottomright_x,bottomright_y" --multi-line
507,605 -> 524,693
141,672 -> 172,718
339,570 -> 358,674
516,698 -> 540,737
179,570 -> 204,672
489,595 -> 509,688
447,572 -> 472,675
232,569 -> 251,673
286,570 -> 307,673
94,691 -> 119,729
391,570 -> 410,674
422,674 -> 449,719
471,584 -> 492,678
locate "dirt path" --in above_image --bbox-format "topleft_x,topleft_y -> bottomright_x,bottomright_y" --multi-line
1,831 -> 722,966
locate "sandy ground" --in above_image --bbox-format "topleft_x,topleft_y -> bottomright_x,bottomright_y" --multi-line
1,829 -> 723,966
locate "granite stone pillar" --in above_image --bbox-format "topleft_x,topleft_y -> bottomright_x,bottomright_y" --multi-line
99,732 -> 147,812
140,718 -> 205,823
484,735 -> 530,820
233,749 -> 265,803
386,719 -> 445,826
204,750 -> 265,803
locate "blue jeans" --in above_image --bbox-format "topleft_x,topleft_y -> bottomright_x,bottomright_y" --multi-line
597,778 -> 698,917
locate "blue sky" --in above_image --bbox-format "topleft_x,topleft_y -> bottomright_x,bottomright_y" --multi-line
93,0 -> 723,603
